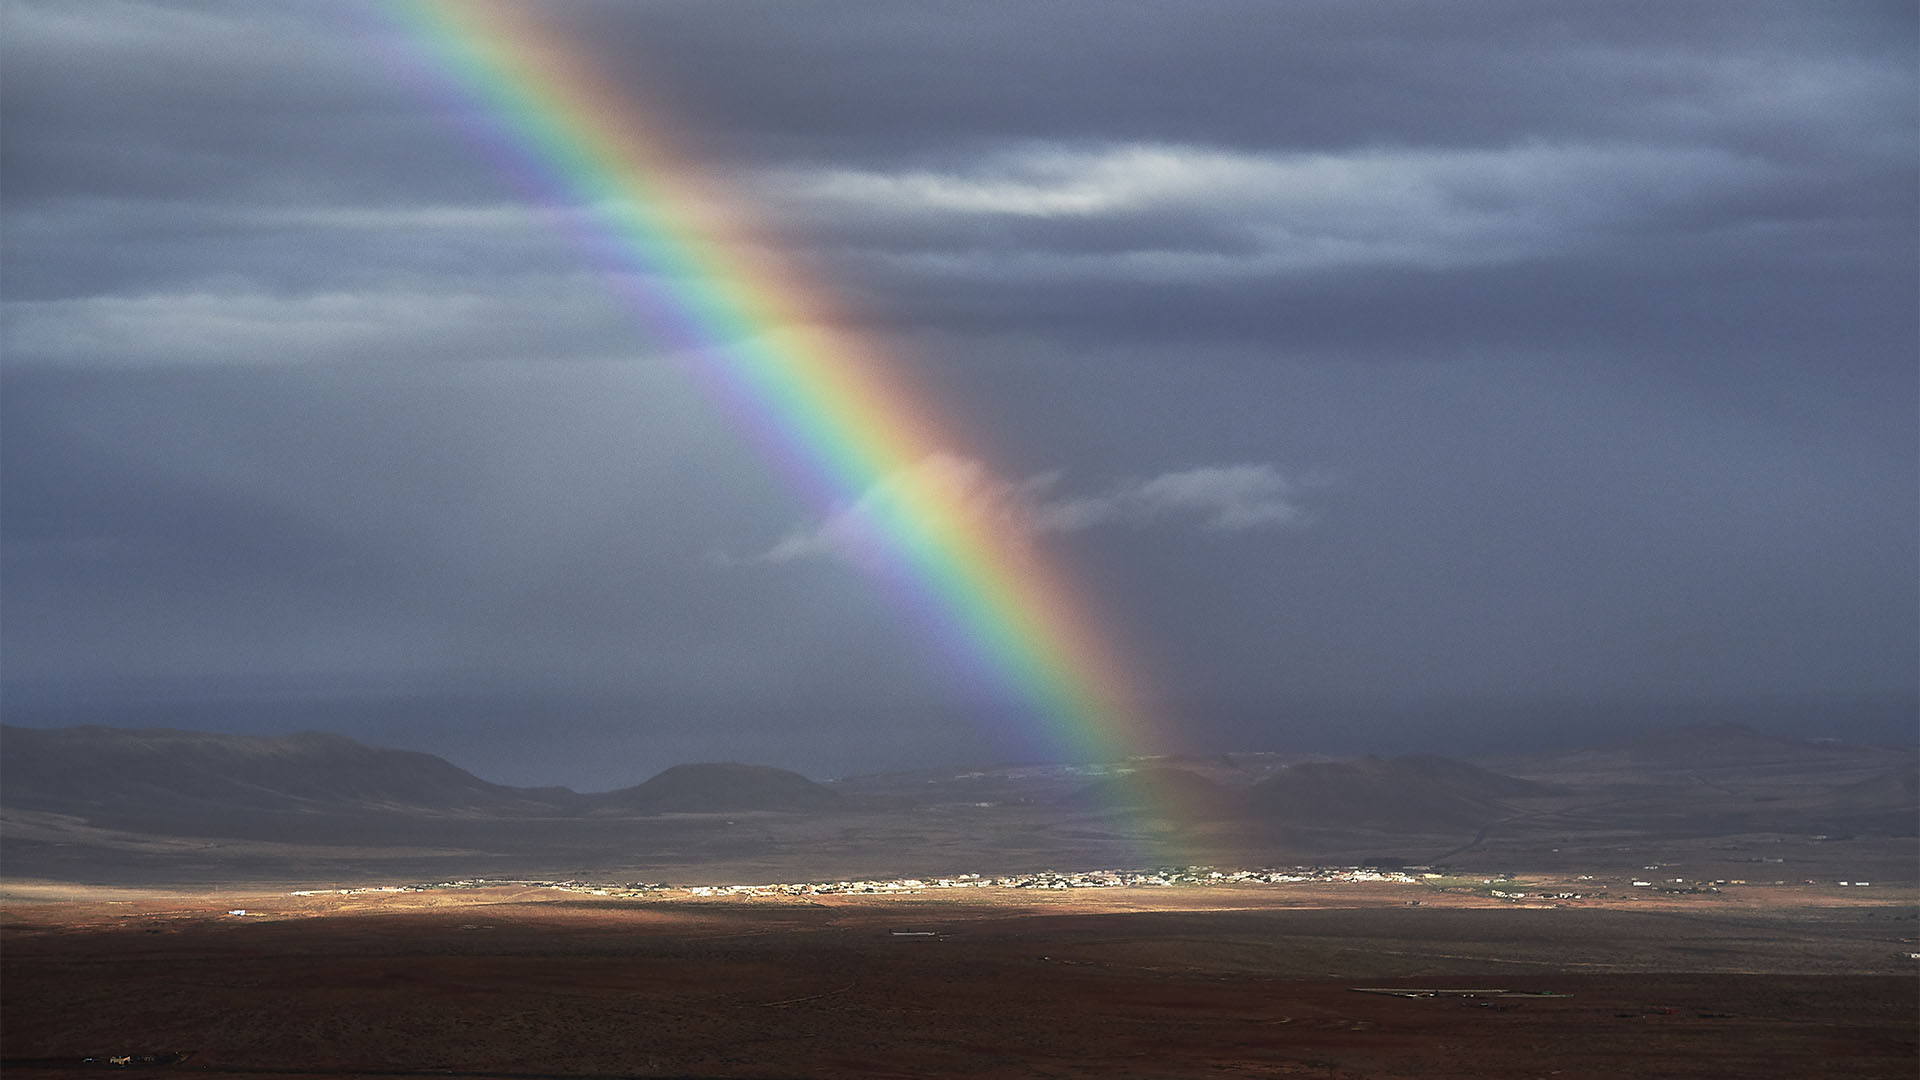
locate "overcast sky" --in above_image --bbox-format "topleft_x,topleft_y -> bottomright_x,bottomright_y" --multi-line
3,1 -> 1914,788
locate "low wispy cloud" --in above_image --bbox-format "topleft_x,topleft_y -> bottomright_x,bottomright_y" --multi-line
1033,462 -> 1315,533
761,140 -> 1777,278
727,455 -> 1321,567
0,277 -> 638,368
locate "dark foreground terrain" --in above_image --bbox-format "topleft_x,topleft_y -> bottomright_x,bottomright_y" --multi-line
3,882 -> 1914,1080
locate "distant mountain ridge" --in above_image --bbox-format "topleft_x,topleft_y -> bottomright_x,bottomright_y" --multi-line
4,725 -> 1553,840
5,722 -> 1914,889
0,725 -> 836,833
0,725 -> 557,825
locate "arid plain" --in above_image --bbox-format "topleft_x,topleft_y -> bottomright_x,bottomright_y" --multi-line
4,879 -> 1915,1079
3,722 -> 1915,1078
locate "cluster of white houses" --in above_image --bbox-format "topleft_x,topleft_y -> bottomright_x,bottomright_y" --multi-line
672,866 -> 1425,897
360,865 -> 1424,899
290,867 -> 1883,902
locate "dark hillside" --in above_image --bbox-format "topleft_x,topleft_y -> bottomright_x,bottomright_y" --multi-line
0,724 -> 576,835
1247,755 -> 1534,831
1059,766 -> 1237,820
596,762 -> 842,814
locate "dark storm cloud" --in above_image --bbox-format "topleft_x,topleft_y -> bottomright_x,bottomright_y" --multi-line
0,2 -> 497,208
550,1 -> 1913,160
2,0 -> 1913,784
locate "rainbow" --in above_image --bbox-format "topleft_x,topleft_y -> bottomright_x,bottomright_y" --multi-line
381,2 -> 1163,776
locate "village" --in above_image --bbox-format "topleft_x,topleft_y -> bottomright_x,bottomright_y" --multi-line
284,864 -> 1640,902
278,862 -> 1902,907
655,865 -> 1424,898
291,865 -> 1425,901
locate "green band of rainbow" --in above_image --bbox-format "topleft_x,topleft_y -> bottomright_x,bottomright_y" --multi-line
384,0 -> 1161,774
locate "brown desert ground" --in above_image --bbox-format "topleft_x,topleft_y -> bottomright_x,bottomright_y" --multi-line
4,877 -> 1915,1080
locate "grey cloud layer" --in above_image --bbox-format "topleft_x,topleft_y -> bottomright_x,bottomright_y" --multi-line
5,1 -> 1910,347
2,1 -> 1912,783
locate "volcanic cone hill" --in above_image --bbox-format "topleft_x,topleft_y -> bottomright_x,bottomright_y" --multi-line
595,762 -> 843,814
1059,766 -> 1237,819
1246,755 -> 1535,831
0,724 -> 575,836
1385,753 -> 1561,798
